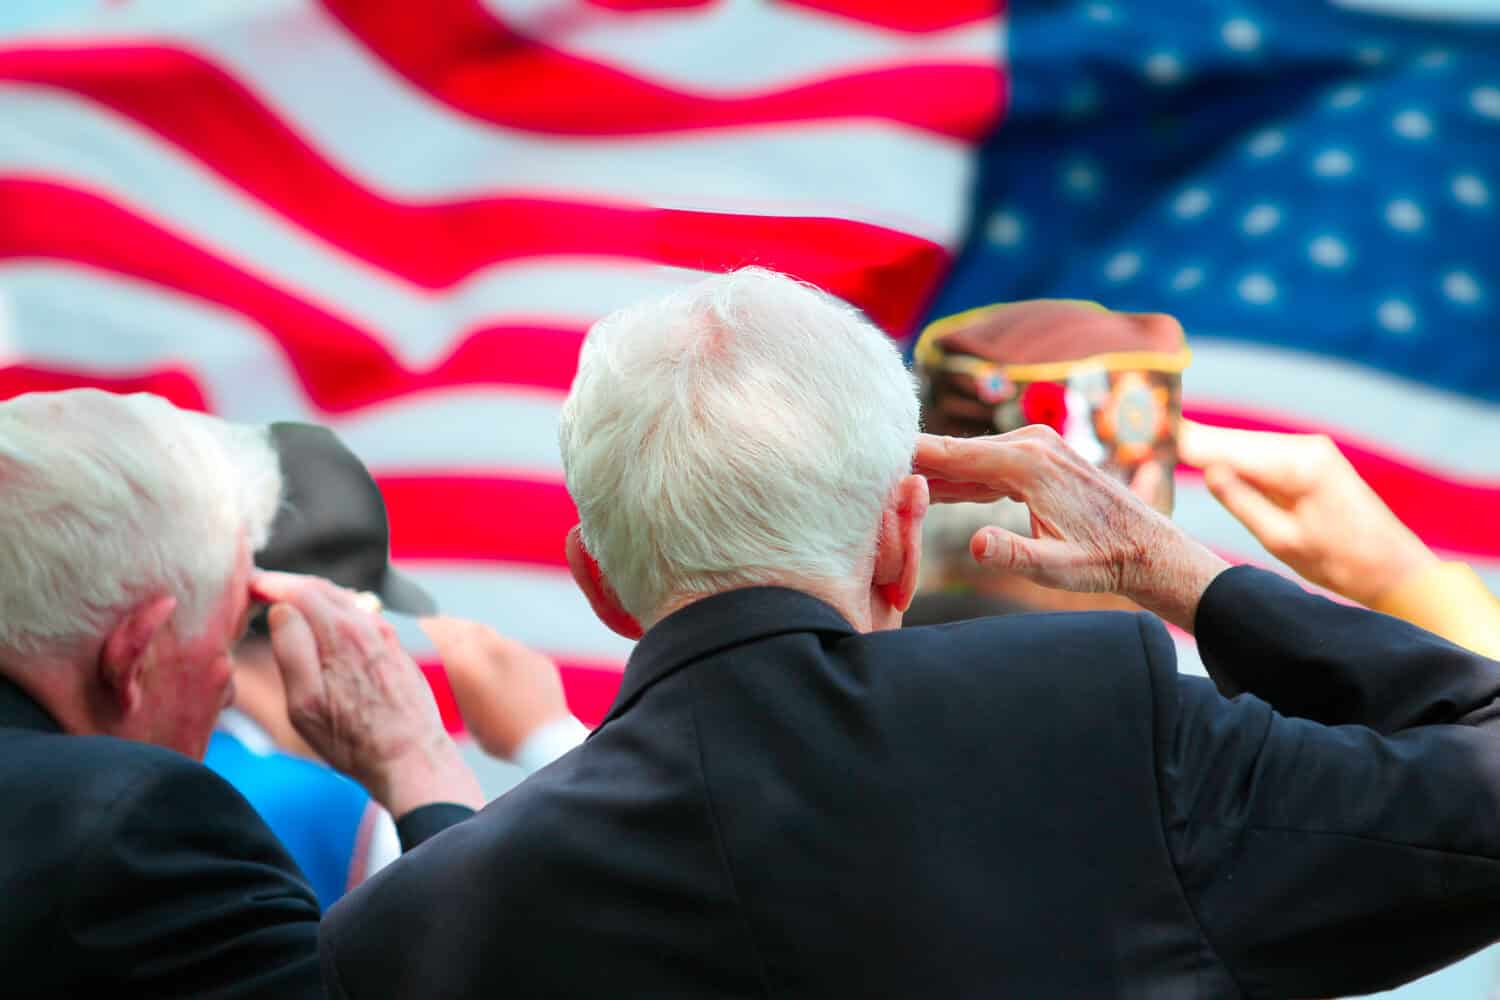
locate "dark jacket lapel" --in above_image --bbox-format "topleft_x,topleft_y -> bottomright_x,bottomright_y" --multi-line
0,674 -> 62,733
593,586 -> 857,732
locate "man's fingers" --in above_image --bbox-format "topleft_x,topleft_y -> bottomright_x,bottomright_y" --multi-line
924,479 -> 1014,504
913,433 -> 1027,488
267,603 -> 322,712
969,529 -> 1091,588
254,570 -> 381,622
374,616 -> 401,646
266,579 -> 389,672
968,526 -> 1046,573
1202,465 -> 1301,554
287,583 -> 352,655
249,569 -> 314,604
252,570 -> 342,625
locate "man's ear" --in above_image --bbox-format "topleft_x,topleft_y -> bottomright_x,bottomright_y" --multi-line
564,526 -> 644,641
98,594 -> 177,715
872,474 -> 928,624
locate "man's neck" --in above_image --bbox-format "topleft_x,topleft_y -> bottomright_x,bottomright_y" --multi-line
650,575 -> 873,634
0,672 -> 63,732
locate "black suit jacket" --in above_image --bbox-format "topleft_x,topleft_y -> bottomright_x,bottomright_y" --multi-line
0,678 -> 472,999
322,567 -> 1500,999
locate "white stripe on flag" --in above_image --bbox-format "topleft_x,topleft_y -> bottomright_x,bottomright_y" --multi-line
485,0 -> 1003,93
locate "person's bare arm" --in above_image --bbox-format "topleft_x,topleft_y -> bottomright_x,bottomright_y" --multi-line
912,426 -> 1229,632
1179,422 -> 1500,660
421,616 -> 586,771
252,572 -> 484,818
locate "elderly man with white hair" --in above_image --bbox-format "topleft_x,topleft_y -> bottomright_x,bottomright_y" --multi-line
324,268 -> 1500,999
0,390 -> 482,998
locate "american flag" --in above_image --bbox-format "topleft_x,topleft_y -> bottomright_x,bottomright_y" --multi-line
0,0 -> 1003,728
0,0 -> 1496,734
927,0 -> 1500,622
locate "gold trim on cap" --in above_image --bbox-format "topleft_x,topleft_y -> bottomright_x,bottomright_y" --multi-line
951,348 -> 1193,382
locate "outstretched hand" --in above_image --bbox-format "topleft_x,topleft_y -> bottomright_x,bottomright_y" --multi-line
1179,422 -> 1436,606
251,571 -> 484,816
421,616 -> 572,762
913,426 -> 1228,631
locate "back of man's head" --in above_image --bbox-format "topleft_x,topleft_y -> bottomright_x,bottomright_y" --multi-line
0,390 -> 282,659
559,267 -> 918,624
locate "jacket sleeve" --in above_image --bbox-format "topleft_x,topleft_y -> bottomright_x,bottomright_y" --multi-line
1144,613 -> 1500,998
395,802 -> 475,851
1193,565 -> 1500,732
1371,560 -> 1500,661
65,754 -> 324,1000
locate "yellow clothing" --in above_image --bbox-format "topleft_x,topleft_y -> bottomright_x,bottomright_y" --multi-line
1371,561 -> 1500,661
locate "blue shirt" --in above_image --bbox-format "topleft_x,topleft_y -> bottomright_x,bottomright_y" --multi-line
205,713 -> 391,911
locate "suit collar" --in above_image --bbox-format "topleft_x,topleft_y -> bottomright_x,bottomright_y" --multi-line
0,674 -> 62,734
595,586 -> 858,731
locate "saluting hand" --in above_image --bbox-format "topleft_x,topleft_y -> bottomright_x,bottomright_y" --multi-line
913,425 -> 1228,632
251,571 -> 484,816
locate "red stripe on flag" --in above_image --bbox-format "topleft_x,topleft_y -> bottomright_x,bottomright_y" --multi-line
557,660 -> 627,729
2,355 -> 1494,562
582,0 -> 715,9
380,459 -> 1500,565
1184,405 -> 1500,559
0,32 -> 1000,143
576,0 -> 999,32
0,363 -> 211,411
443,325 -> 586,394
380,475 -> 578,568
318,0 -> 1003,141
418,660 -> 467,734
0,176 -> 944,335
775,0 -> 1002,32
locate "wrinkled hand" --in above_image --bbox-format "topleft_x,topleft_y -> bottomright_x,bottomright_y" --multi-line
1179,422 -> 1436,606
251,571 -> 483,815
913,426 -> 1228,630
421,617 -> 571,762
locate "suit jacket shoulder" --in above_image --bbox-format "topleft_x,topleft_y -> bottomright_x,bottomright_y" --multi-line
324,576 -> 1500,999
691,608 -> 1227,996
324,599 -> 1227,998
0,725 -> 323,999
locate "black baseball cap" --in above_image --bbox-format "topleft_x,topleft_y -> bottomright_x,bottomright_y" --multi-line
249,422 -> 436,633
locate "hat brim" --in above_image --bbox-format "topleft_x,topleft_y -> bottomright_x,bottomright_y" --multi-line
376,565 -> 439,618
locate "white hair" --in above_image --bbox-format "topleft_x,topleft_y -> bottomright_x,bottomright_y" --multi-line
0,390 -> 283,658
559,267 -> 919,621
